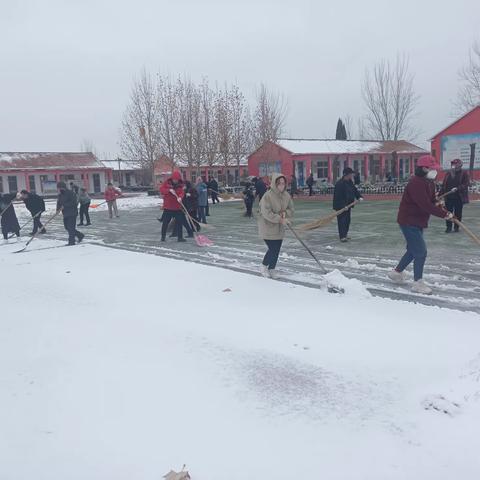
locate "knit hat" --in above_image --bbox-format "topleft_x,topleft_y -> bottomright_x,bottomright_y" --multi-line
343,167 -> 354,176
451,158 -> 463,168
417,155 -> 439,169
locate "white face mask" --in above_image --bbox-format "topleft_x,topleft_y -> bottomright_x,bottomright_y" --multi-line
426,169 -> 438,180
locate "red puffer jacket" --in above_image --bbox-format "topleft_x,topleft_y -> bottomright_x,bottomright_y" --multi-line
160,171 -> 185,211
104,187 -> 121,202
397,175 -> 446,228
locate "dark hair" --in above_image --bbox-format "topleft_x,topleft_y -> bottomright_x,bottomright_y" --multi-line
20,189 -> 29,195
107,182 -> 113,186
414,166 -> 427,177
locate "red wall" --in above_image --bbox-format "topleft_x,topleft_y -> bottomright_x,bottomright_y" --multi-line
431,106 -> 480,180
248,142 -> 294,179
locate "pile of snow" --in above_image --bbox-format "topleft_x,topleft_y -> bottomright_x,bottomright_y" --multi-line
1,243 -> 480,479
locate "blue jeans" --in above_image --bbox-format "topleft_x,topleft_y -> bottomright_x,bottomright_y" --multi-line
396,225 -> 427,281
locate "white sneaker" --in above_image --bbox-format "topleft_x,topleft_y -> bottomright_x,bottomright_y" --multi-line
269,269 -> 279,280
260,265 -> 271,278
411,279 -> 433,295
387,270 -> 407,284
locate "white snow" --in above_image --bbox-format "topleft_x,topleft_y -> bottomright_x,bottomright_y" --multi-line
1,242 -> 480,479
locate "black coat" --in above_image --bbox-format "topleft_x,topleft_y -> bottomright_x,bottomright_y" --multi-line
0,193 -> 20,233
255,179 -> 267,199
23,193 -> 46,215
208,180 -> 219,193
333,178 -> 362,210
57,189 -> 78,217
183,187 -> 199,213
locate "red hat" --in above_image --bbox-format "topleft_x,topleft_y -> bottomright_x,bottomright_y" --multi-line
171,171 -> 182,181
417,155 -> 440,169
451,158 -> 463,167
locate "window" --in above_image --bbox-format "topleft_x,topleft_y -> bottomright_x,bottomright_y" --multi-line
0,177 -> 3,193
40,175 -> 48,193
316,160 -> 328,179
259,161 -> 281,177
8,176 -> 18,193
29,175 -> 36,192
191,171 -> 197,183
59,174 -> 75,182
125,173 -> 131,186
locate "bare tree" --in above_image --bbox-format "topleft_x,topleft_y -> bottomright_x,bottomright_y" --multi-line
252,83 -> 287,148
362,54 -> 419,141
199,79 -> 219,170
120,69 -> 162,180
157,75 -> 181,168
456,40 -> 480,113
80,138 -> 98,156
344,115 -> 353,140
230,83 -> 251,182
215,86 -> 234,184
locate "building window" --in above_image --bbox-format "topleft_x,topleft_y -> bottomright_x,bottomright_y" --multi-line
316,160 -> 328,179
29,175 -> 36,192
125,173 -> 131,186
259,161 -> 281,177
191,171 -> 197,183
0,177 -> 3,193
8,176 -> 18,193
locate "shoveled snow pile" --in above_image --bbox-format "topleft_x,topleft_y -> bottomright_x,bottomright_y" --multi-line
1,242 -> 480,479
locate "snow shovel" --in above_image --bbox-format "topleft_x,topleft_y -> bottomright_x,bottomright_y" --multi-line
299,201 -> 357,231
89,200 -> 108,208
452,218 -> 480,246
286,223 -> 344,294
13,210 -> 61,253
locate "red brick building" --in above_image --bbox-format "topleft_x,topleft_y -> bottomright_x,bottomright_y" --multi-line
248,139 -> 427,185
430,105 -> 480,181
0,152 -> 112,194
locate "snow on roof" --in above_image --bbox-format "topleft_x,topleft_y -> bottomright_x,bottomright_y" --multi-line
174,156 -> 248,168
102,159 -> 143,171
0,152 -> 106,171
277,139 -> 426,155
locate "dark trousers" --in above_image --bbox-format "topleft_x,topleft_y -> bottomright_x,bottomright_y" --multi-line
245,199 -> 253,217
161,210 -> 184,240
396,225 -> 427,281
198,206 -> 207,224
445,197 -> 463,231
32,213 -> 44,234
63,215 -> 82,245
308,185 -> 313,196
262,239 -> 283,270
79,202 -> 91,225
211,192 -> 219,204
337,209 -> 351,239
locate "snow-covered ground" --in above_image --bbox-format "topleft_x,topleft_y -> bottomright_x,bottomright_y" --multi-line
1,241 -> 479,479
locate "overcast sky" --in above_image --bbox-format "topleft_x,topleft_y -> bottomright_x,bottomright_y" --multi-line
1,0 -> 479,157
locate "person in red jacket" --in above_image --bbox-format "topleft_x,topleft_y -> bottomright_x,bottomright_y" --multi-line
387,155 -> 453,295
104,183 -> 122,218
159,171 -> 186,242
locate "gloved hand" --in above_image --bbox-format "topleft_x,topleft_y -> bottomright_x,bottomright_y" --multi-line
358,197 -> 364,202
445,212 -> 454,220
186,193 -> 191,197
451,187 -> 458,192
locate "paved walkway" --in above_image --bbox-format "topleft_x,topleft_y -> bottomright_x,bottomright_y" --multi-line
42,198 -> 480,313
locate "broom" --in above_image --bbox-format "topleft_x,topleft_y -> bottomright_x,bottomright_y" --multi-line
452,218 -> 480,246
299,201 -> 357,231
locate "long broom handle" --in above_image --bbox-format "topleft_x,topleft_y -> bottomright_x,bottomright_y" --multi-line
23,210 -> 61,248
435,187 -> 458,205
452,218 -> 480,246
7,210 -> 43,239
286,223 -> 327,274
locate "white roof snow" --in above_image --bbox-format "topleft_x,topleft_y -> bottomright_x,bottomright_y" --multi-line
278,139 -> 383,155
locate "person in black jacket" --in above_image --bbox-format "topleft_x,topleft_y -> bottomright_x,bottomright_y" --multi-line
243,182 -> 255,217
56,181 -> 84,246
0,192 -> 21,240
254,177 -> 267,201
306,173 -> 315,196
333,167 -> 363,242
208,176 -> 220,204
182,181 -> 199,236
20,190 -> 46,235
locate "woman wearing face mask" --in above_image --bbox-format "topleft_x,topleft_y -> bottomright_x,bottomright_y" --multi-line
388,155 -> 453,295
257,173 -> 294,279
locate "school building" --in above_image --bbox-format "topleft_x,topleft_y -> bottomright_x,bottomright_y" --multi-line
248,139 -> 428,186
0,152 -> 112,194
430,105 -> 480,181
